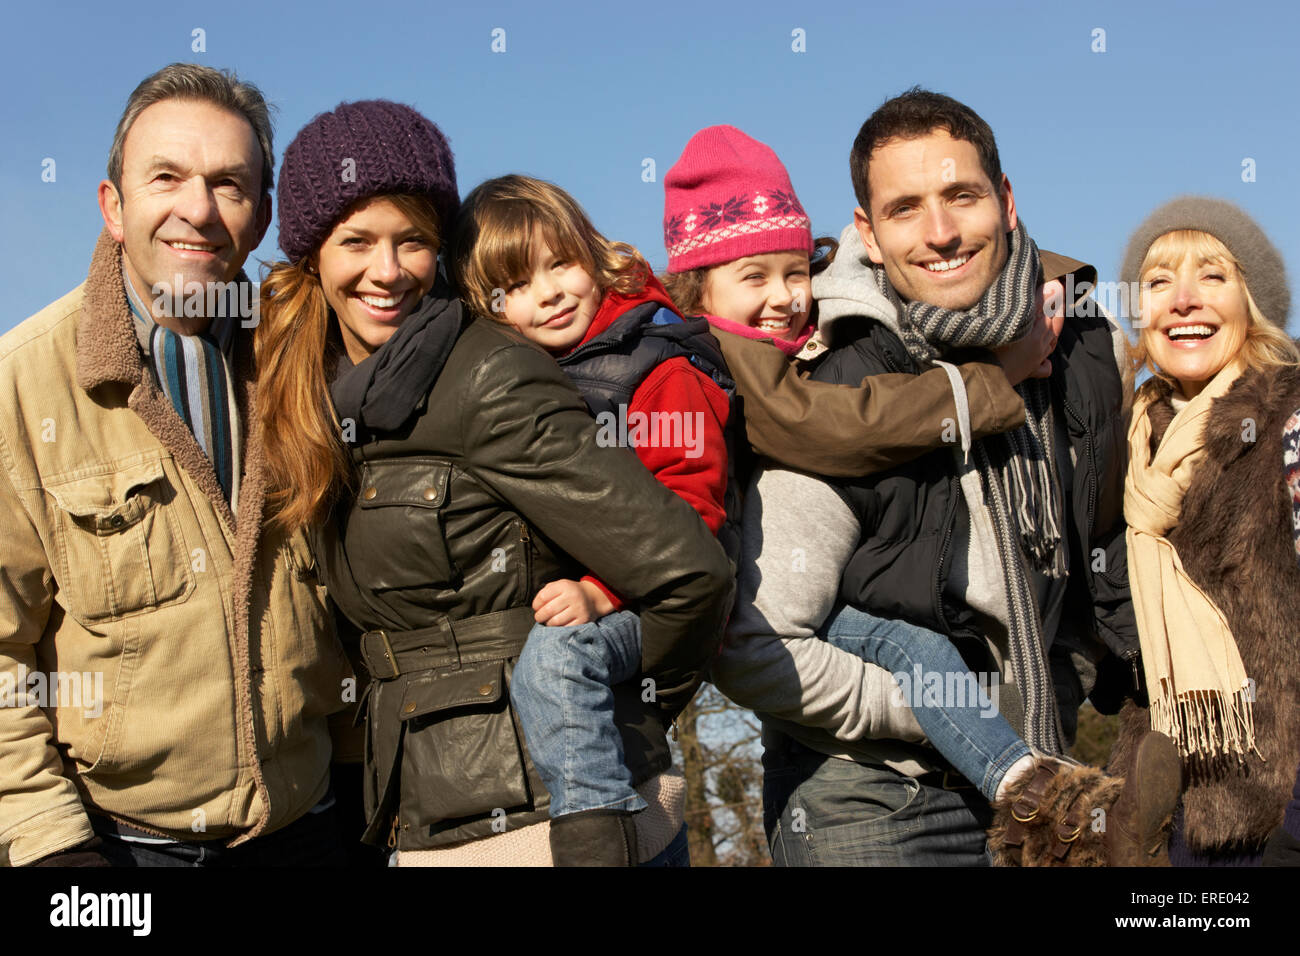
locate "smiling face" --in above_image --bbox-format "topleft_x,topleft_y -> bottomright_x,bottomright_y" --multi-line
98,98 -> 271,334
700,251 -> 812,342
1139,234 -> 1251,399
499,228 -> 603,354
316,196 -> 441,364
854,130 -> 1016,311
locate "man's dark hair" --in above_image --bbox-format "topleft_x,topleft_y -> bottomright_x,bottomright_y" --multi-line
850,87 -> 1002,214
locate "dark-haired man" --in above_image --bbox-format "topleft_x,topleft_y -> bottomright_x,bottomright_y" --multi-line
725,89 -> 1162,866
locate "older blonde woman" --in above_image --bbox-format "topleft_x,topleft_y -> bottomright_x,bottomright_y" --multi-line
1110,196 -> 1300,866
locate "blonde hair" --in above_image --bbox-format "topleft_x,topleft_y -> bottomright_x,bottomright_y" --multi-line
256,193 -> 442,531
1131,229 -> 1299,385
451,174 -> 650,320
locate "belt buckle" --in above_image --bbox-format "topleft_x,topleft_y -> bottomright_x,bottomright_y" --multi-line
362,629 -> 399,679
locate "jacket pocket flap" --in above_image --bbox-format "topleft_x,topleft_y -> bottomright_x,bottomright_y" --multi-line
46,456 -> 167,518
400,660 -> 504,720
357,458 -> 451,510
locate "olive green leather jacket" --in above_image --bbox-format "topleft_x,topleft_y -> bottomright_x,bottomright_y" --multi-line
314,315 -> 733,851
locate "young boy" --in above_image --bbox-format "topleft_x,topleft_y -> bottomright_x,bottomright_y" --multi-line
451,174 -> 735,865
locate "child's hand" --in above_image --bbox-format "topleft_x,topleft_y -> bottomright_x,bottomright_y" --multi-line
532,579 -> 616,627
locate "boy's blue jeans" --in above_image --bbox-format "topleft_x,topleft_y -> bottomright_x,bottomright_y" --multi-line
822,603 -> 1030,802
511,610 -> 648,818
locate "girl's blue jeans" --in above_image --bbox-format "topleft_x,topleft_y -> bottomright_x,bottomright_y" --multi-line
821,603 -> 1030,802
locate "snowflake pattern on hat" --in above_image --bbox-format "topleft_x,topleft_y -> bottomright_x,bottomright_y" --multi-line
665,190 -> 808,250
698,195 -> 750,233
770,189 -> 802,216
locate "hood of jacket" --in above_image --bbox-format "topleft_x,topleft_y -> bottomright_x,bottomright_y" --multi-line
811,224 -> 900,345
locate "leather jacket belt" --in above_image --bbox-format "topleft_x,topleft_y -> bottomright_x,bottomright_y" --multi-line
358,606 -> 537,680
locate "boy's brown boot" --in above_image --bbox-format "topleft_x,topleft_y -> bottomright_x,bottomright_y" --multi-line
548,808 -> 640,867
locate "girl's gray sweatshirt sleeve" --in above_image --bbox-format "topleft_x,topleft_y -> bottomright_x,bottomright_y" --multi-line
712,466 -> 925,743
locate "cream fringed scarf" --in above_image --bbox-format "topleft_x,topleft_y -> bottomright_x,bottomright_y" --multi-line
1124,359 -> 1258,762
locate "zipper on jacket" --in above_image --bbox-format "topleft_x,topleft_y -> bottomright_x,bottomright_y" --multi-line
881,345 -> 906,374
1126,649 -> 1141,692
1060,396 -> 1097,533
519,521 -> 534,596
387,813 -> 399,850
933,475 -> 960,634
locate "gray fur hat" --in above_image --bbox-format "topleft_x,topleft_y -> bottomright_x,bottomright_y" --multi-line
1120,196 -> 1290,327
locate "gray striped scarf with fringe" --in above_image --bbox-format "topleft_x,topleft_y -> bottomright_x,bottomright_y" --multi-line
872,220 -> 1067,753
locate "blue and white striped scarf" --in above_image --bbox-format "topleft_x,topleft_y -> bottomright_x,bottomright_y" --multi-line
124,271 -> 242,510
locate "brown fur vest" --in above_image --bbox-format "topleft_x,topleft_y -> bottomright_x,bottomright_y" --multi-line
1109,363 -> 1300,853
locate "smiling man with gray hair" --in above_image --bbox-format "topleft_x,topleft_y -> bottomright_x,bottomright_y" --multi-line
0,63 -> 350,867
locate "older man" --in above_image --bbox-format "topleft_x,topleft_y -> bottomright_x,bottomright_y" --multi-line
0,63 -> 350,867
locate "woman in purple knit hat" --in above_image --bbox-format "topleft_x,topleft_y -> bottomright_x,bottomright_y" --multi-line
253,101 -> 731,866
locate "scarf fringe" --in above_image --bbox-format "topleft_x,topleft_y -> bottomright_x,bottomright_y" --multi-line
1005,454 -> 1066,578
1150,685 -> 1260,764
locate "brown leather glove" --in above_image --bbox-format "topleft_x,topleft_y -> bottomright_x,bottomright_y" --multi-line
30,836 -> 112,867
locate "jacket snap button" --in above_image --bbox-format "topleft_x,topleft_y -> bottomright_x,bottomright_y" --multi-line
362,487 -> 377,500
422,487 -> 437,501
402,702 -> 417,715
478,684 -> 493,696
109,515 -> 125,528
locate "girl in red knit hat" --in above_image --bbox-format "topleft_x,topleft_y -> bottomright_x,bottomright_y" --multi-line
666,126 -> 1175,866
662,124 -> 1038,479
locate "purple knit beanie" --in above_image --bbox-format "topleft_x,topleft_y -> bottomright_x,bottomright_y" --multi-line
277,100 -> 458,262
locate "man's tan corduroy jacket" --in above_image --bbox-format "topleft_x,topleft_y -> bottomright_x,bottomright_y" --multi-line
0,232 -> 350,866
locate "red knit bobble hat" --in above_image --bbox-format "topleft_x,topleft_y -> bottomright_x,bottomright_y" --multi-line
663,125 -> 813,274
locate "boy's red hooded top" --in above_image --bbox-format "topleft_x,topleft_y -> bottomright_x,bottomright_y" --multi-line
562,276 -> 730,608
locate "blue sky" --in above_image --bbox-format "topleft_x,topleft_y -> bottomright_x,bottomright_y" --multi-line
2,0 -> 1296,334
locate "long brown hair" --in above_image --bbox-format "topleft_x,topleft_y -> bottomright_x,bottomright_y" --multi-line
256,193 -> 443,531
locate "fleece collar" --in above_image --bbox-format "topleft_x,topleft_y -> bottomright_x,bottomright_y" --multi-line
75,229 -> 253,391
69,227 -> 276,839
76,230 -> 148,392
